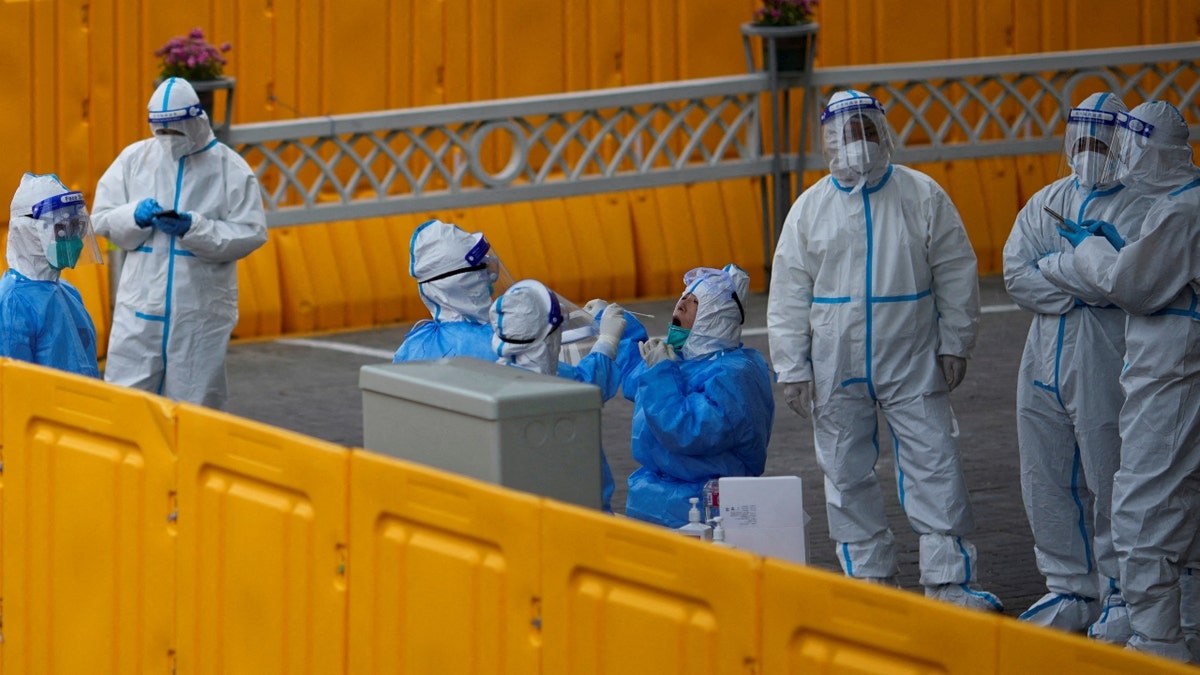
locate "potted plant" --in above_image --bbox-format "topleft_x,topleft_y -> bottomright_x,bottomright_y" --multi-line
154,28 -> 234,122
741,0 -> 819,74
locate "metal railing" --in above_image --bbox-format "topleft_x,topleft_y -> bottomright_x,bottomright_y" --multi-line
225,41 -> 1200,253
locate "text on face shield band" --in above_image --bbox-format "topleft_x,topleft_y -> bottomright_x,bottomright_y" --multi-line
821,96 -> 885,124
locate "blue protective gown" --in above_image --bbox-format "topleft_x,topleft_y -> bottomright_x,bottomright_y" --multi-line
560,351 -> 620,512
393,320 -> 495,362
0,270 -> 99,377
622,347 -> 774,528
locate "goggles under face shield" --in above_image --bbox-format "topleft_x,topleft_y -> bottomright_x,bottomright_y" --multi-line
29,191 -> 103,269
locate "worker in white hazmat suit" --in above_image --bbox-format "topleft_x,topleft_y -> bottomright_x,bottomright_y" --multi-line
767,89 -> 1001,612
92,77 -> 267,408
1,173 -> 102,376
1064,99 -> 1200,664
1004,92 -> 1152,634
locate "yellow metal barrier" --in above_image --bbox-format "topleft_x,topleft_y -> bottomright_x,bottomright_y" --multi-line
0,360 -> 1197,674
1,360 -> 176,675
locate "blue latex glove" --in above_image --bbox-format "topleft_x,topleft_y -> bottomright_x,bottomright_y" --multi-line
154,211 -> 193,237
1056,218 -> 1091,248
134,198 -> 163,228
1083,219 -> 1125,250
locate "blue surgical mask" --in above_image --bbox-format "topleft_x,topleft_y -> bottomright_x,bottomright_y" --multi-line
666,324 -> 690,350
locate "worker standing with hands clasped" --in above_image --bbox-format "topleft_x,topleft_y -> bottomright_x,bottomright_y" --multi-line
1064,100 -> 1200,664
1005,92 -> 1151,635
92,77 -> 267,409
768,90 -> 1000,612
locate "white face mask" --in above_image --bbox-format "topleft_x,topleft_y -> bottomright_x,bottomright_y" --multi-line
842,139 -> 879,172
1071,149 -> 1108,188
155,131 -> 193,159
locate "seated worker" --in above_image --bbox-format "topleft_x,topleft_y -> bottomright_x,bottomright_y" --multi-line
623,264 -> 774,528
0,173 -> 103,377
394,218 -> 512,362
490,279 -> 627,512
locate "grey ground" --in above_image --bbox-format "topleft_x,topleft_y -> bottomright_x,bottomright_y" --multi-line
225,273 -> 1043,617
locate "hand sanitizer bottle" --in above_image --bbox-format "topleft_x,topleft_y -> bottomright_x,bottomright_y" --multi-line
676,497 -> 712,540
709,516 -> 734,548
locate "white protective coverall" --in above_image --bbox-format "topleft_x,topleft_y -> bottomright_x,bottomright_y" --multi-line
1005,92 -> 1152,633
93,77 -> 267,408
1069,100 -> 1200,664
767,90 -> 999,612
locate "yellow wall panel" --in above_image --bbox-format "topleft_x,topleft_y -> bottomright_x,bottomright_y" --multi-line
347,451 -> 541,675
273,227 -> 318,333
720,178 -> 768,292
655,185 -> 706,278
2,361 -> 176,675
297,224 -> 349,331
541,502 -> 761,674
175,404 -> 348,675
998,615 -> 1198,674
689,182 -> 734,268
591,193 -> 640,301
327,220 -> 376,328
356,217 -> 408,325
0,3 -> 33,175
977,158 -> 1022,274
531,199 -> 586,301
760,559 -> 1000,674
496,0 -> 565,96
629,189 -> 673,297
233,254 -> 262,338
563,195 -> 617,302
241,234 -> 283,338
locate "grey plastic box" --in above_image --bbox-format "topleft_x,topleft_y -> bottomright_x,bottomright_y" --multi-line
359,357 -> 603,509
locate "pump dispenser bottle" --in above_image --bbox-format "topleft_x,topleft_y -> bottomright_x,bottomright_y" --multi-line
676,497 -> 713,540
709,516 -> 734,547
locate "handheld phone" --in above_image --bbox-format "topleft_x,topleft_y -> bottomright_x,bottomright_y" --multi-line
1042,206 -> 1068,225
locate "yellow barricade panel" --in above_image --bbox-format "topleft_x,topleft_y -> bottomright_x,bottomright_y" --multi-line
357,217 -> 409,326
347,450 -> 541,675
978,158 -> 1022,275
234,252 -> 262,338
327,219 -> 376,329
591,193 -> 640,301
274,227 -> 318,334
2,361 -> 176,675
503,201 -> 553,284
720,178 -> 768,292
690,182 -> 737,271
760,559 -> 1000,674
298,224 -> 350,330
998,614 -> 1198,674
541,503 -> 761,674
564,194 -> 617,302
629,189 -> 673,297
532,199 -> 586,301
244,234 -> 284,338
175,405 -> 348,675
657,184 -> 707,278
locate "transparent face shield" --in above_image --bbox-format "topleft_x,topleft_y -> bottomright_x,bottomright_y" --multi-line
1060,107 -> 1118,190
417,235 -> 515,299
821,97 -> 895,190
556,293 -> 601,365
30,191 -> 103,270
1100,110 -> 1155,189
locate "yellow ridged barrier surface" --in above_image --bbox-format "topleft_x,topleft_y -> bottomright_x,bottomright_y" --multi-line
0,358 -> 1196,674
